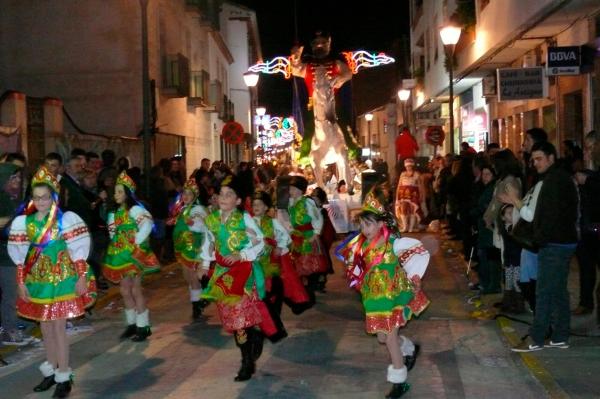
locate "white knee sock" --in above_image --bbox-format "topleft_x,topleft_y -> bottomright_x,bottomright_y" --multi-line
136,309 -> 150,328
124,308 -> 136,326
387,364 -> 407,383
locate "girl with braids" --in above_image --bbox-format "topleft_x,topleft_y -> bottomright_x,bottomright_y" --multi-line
167,178 -> 208,321
103,171 -> 159,342
252,190 -> 311,322
337,186 -> 430,399
8,166 -> 96,398
199,175 -> 284,382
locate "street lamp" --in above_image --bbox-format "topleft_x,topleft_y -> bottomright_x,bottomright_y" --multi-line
440,24 -> 461,154
365,113 -> 373,160
255,106 -> 266,117
397,89 -> 410,132
243,71 -> 260,160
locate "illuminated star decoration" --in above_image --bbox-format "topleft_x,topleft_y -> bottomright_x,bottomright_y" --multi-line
247,56 -> 291,78
342,51 -> 395,74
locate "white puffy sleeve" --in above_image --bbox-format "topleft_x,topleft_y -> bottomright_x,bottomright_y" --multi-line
107,212 -> 116,239
393,237 -> 430,279
62,211 -> 91,263
272,218 -> 291,254
240,212 -> 265,262
130,205 -> 153,244
306,198 -> 323,235
189,205 -> 208,233
7,215 -> 29,266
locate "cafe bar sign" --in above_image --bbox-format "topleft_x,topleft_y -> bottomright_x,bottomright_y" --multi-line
547,46 -> 581,76
497,67 -> 547,102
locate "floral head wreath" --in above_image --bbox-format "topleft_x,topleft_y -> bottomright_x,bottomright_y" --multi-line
31,166 -> 60,193
116,171 -> 136,193
183,178 -> 199,197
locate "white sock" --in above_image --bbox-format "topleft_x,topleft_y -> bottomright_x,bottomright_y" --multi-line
136,309 -> 150,328
387,364 -> 407,383
189,288 -> 202,302
124,308 -> 136,326
54,368 -> 72,383
39,361 -> 55,377
399,335 -> 415,356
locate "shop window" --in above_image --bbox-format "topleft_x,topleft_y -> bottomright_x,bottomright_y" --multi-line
563,90 -> 583,145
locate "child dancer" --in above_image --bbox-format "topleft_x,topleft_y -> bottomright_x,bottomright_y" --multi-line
337,187 -> 430,399
103,171 -> 159,342
252,190 -> 311,320
168,178 -> 208,321
199,175 -> 283,382
287,175 -> 328,302
8,166 -> 96,398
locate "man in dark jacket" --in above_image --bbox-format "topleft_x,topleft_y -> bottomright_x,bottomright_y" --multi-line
512,141 -> 578,352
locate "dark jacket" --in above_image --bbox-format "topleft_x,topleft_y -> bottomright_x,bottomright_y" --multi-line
532,164 -> 578,245
579,170 -> 600,235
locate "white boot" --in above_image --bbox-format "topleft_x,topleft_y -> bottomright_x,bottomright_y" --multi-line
398,335 -> 415,357
189,288 -> 202,303
136,309 -> 150,328
124,308 -> 136,326
54,369 -> 72,383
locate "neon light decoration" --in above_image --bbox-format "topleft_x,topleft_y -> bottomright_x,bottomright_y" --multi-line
247,57 -> 292,78
342,51 -> 395,74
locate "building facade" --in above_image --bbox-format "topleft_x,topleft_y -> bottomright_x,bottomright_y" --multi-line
410,0 -> 600,156
0,0 -> 260,171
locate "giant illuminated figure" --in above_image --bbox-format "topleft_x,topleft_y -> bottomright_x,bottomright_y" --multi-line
248,32 -> 394,187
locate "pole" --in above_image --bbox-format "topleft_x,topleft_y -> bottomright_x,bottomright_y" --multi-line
367,120 -> 372,161
448,45 -> 455,154
140,0 -> 151,198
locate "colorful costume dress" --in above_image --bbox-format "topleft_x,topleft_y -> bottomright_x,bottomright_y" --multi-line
8,211 -> 96,321
395,171 -> 425,225
103,205 -> 160,283
254,214 -> 310,308
339,230 -> 429,334
172,204 -> 207,270
201,208 -> 277,335
288,196 -> 328,277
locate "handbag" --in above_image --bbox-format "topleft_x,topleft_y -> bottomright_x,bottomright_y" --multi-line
509,219 -> 538,253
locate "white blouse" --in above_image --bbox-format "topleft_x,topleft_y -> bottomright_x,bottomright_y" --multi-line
107,205 -> 154,244
7,211 -> 91,266
199,211 -> 265,270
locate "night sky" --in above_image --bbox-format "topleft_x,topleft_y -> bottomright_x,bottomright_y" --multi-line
234,0 -> 410,116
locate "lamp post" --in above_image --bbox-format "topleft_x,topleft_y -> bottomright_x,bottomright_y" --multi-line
397,89 -> 410,131
243,71 -> 259,161
140,0 -> 151,197
365,113 -> 374,161
440,24 -> 461,154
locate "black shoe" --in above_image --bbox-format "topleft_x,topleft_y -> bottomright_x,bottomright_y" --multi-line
131,326 -> 152,342
266,329 -> 287,344
385,382 -> 410,399
192,301 -> 203,321
290,300 -> 313,315
120,324 -> 137,340
234,360 -> 255,382
404,344 -> 420,371
52,381 -> 72,398
34,376 -> 56,392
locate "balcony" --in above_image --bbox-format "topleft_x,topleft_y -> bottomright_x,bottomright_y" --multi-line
187,70 -> 210,107
162,53 -> 190,98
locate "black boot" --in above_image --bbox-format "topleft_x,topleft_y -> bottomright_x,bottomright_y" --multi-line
131,326 -> 152,342
192,301 -> 203,321
404,344 -> 420,371
234,331 -> 255,382
248,328 -> 265,361
52,381 -> 72,398
385,382 -> 410,399
120,324 -> 137,340
34,376 -> 56,392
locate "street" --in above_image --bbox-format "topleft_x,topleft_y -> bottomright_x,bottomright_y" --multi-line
0,233 -> 597,399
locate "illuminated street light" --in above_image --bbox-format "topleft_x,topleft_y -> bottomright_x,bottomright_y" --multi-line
243,71 -> 259,87
256,106 -> 266,116
440,24 -> 461,153
397,89 -> 410,101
